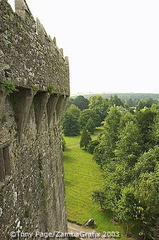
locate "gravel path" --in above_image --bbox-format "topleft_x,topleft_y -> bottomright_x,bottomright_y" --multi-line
68,222 -> 100,239
67,222 -> 116,240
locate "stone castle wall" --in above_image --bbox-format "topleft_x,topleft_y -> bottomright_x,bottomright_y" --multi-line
0,0 -> 69,238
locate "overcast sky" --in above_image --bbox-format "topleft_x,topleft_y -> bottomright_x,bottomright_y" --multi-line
8,0 -> 159,95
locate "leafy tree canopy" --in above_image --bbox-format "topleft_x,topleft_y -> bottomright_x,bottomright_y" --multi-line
110,94 -> 124,107
92,102 -> 159,238
79,109 -> 101,129
66,104 -> 81,118
74,95 -> 89,110
86,117 -> 96,134
62,112 -> 80,136
89,95 -> 109,121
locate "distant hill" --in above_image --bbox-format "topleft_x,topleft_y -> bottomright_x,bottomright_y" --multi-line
71,93 -> 159,100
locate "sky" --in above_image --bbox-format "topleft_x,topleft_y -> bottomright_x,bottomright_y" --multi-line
8,0 -> 159,95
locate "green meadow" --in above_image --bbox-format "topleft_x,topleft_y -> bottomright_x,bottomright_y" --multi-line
63,129 -> 131,240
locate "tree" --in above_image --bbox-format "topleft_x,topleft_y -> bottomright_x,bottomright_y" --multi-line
87,140 -> 99,154
105,106 -> 122,140
110,94 -> 124,107
80,129 -> 91,150
86,118 -> 95,134
126,98 -> 134,107
136,108 -> 157,151
102,163 -> 132,211
152,113 -> 159,145
134,146 -> 159,178
133,172 -> 159,239
74,95 -> 89,110
119,112 -> 137,129
66,98 -> 75,108
114,185 -> 141,236
137,98 -> 157,111
63,112 -> 80,136
67,104 -> 81,118
79,109 -> 101,129
92,190 -> 106,209
115,121 -> 142,167
89,95 -> 109,121
94,106 -> 122,166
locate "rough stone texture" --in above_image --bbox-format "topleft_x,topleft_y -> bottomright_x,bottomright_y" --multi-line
0,0 -> 69,94
0,0 -> 69,239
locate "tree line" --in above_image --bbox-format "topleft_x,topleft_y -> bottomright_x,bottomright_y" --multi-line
62,94 -> 158,139
72,93 -> 159,102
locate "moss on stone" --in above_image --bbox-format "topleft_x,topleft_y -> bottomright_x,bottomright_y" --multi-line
48,84 -> 56,94
0,80 -> 17,95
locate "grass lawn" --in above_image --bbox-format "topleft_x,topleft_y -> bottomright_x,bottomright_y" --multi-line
64,134 -> 81,146
63,127 -> 104,146
63,129 -> 132,240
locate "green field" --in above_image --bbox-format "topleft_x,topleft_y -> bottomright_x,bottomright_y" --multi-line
63,130 -> 131,240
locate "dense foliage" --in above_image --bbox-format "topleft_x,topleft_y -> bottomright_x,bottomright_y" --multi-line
63,93 -> 159,239
89,95 -> 109,121
62,103 -> 101,136
68,95 -> 89,110
80,129 -> 91,150
62,112 -> 80,136
93,105 -> 159,239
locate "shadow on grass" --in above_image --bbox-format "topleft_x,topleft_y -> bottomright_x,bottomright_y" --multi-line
100,208 -> 113,219
63,155 -> 75,163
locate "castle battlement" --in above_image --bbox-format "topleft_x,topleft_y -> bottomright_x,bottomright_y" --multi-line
0,0 -> 69,94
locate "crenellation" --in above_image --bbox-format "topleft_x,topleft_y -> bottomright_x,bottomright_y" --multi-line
15,0 -> 29,15
49,39 -> 57,54
65,56 -> 69,65
15,0 -> 35,29
59,48 -> 64,57
36,18 -> 48,43
0,0 -> 70,96
53,37 -> 57,46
